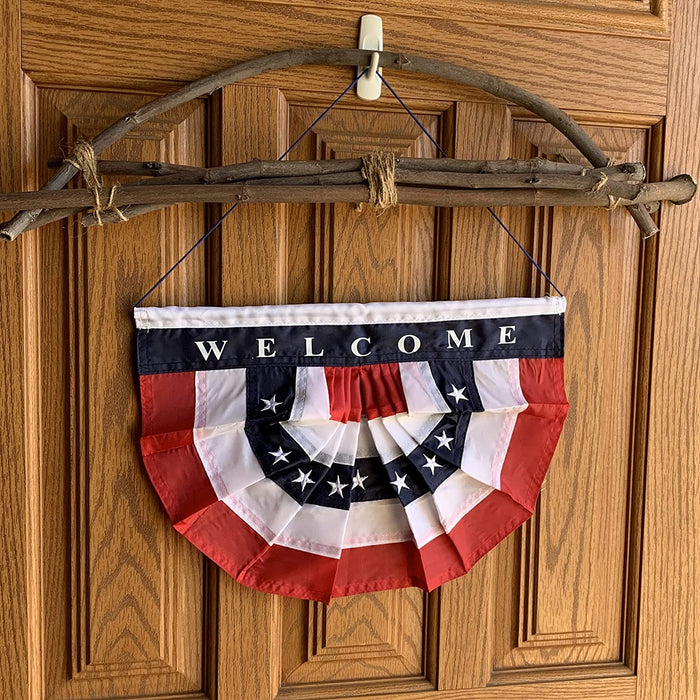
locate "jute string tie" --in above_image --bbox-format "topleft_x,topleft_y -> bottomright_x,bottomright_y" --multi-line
361,152 -> 398,208
591,172 -> 609,193
65,141 -> 128,225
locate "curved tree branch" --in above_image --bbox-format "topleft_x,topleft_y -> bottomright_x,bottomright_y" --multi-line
0,48 -> 669,240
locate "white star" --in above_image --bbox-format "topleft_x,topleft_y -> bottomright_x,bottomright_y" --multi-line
327,475 -> 348,498
447,384 -> 468,403
352,471 -> 368,490
390,471 -> 409,494
292,468 -> 314,491
269,446 -> 290,464
261,395 -> 283,413
434,430 -> 454,450
421,454 -> 442,475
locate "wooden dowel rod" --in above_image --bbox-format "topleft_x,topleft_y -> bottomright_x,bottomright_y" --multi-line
0,179 -> 692,212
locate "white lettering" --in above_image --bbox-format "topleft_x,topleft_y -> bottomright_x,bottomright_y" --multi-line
256,338 -> 276,357
499,326 -> 516,344
397,334 -> 421,354
351,337 -> 372,357
446,328 -> 473,349
304,336 -> 324,357
194,340 -> 227,361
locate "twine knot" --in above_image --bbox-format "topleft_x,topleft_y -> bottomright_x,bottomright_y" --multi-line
361,152 -> 398,209
591,172 -> 609,193
65,140 -> 128,225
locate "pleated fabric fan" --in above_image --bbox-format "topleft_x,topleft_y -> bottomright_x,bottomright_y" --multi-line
134,297 -> 568,602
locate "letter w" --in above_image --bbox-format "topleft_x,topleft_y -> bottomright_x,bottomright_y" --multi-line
194,340 -> 228,361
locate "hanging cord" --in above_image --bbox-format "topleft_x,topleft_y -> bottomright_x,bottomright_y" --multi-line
135,69 -> 369,307
378,72 -> 563,297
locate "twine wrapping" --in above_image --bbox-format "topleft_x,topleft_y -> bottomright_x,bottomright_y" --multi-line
65,141 -> 128,225
361,152 -> 398,208
607,195 -> 622,210
591,172 -> 609,193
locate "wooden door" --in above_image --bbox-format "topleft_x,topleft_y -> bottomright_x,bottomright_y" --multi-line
1,1 -> 698,699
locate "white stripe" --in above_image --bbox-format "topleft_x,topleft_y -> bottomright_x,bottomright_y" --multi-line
356,417 -> 379,458
394,412 -> 444,446
344,499 -> 413,547
399,361 -> 451,414
281,420 -> 344,463
314,421 -> 351,467
289,366 -> 330,422
473,358 -> 527,410
367,417 -> 403,462
334,420 -> 360,465
461,410 -> 521,490
194,368 -> 247,428
194,425 -> 265,499
288,367 -> 308,422
273,503 -> 349,558
403,492 -> 447,547
223,478 -> 301,543
432,470 -> 494,532
134,296 -> 567,329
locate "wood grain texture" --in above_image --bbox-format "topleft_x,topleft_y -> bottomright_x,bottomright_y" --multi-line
0,0 -> 29,697
275,675 -> 636,699
2,0 -> 697,698
219,85 -> 287,306
638,0 -> 700,697
19,1 -> 669,114
237,0 -> 669,38
489,121 -> 648,677
33,89 -> 209,698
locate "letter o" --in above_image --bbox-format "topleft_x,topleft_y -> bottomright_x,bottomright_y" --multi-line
398,334 -> 421,354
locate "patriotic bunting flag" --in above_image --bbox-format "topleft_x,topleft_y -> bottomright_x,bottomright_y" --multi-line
134,297 -> 568,602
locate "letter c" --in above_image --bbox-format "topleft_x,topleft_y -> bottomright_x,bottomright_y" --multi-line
351,337 -> 372,357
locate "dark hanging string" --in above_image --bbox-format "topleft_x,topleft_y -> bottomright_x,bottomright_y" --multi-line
378,72 -> 563,297
136,65 -> 562,306
135,69 -> 368,307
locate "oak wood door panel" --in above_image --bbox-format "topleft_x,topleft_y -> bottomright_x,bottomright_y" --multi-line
214,83 -> 654,698
28,87 -> 211,698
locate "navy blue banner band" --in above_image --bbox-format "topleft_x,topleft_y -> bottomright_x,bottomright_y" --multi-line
137,313 -> 565,375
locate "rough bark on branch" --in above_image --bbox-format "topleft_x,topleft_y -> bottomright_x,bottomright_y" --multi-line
0,48 -> 668,239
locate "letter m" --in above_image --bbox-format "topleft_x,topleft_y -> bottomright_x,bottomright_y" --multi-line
446,328 -> 473,349
194,340 -> 228,361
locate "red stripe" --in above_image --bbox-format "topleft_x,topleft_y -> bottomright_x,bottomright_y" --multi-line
139,370 -> 217,523
499,358 -> 569,512
141,436 -> 218,523
139,371 -> 196,434
175,501 -> 340,601
325,364 -> 408,422
168,487 -> 533,602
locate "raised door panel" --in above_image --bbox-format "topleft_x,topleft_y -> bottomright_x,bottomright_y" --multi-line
214,82 -> 655,699
217,84 -> 451,699
491,118 -> 651,678
30,88 -> 212,698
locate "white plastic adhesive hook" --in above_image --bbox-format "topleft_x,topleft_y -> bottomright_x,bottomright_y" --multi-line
356,15 -> 383,101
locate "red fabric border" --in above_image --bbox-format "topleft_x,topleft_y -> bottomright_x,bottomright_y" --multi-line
173,489 -> 531,603
499,357 -> 569,512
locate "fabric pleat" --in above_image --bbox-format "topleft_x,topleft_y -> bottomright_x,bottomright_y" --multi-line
135,297 -> 568,602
